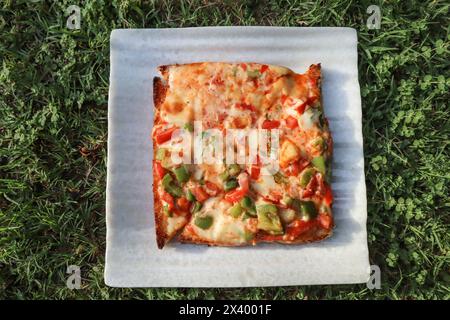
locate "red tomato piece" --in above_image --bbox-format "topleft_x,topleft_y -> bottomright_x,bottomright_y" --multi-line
250,165 -> 261,180
297,103 -> 307,115
224,173 -> 249,203
191,186 -> 210,203
284,162 -> 301,176
297,96 -> 318,115
212,75 -> 224,86
287,220 -> 314,238
260,64 -> 269,73
161,191 -> 174,211
303,174 -> 318,198
205,181 -> 221,196
224,188 -> 247,203
176,197 -> 190,211
262,120 -> 280,129
218,112 -> 227,122
236,102 -> 256,112
296,159 -> 310,174
310,96 -> 318,103
286,116 -> 299,129
302,189 -> 314,198
155,127 -> 177,144
240,63 -> 247,71
153,161 -> 166,180
261,194 -> 282,204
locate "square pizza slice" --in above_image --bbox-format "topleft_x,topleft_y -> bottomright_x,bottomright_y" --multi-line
152,62 -> 334,249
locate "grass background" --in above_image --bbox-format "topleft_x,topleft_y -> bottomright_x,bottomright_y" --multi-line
0,0 -> 449,299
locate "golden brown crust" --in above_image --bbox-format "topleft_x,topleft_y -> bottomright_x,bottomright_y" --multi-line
178,225 -> 334,247
152,178 -> 167,249
256,224 -> 334,245
153,77 -> 167,111
157,65 -> 170,79
308,63 -> 321,80
153,74 -> 167,249
178,234 -> 252,247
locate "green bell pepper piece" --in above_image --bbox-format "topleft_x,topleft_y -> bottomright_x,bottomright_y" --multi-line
242,211 -> 254,220
184,122 -> 194,132
161,173 -> 173,188
227,164 -> 241,177
162,204 -> 172,217
173,165 -> 190,183
300,168 -> 315,187
300,201 -> 318,219
186,190 -> 196,202
273,172 -> 287,184
281,196 -> 293,206
256,204 -> 283,235
290,199 -> 317,219
224,179 -> 239,192
243,231 -> 255,242
166,184 -> 183,198
291,198 -> 302,212
162,173 -> 183,197
155,148 -> 166,161
311,156 -> 326,174
229,203 -> 243,218
257,204 -> 278,214
240,196 -> 256,215
311,137 -> 325,150
190,201 -> 202,214
247,70 -> 260,78
218,171 -> 229,181
194,215 -> 213,230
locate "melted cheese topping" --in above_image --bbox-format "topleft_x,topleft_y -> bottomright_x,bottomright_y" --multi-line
200,163 -> 226,186
299,108 -> 320,130
251,167 -> 283,200
166,215 -> 188,236
183,197 -> 253,245
154,62 -> 333,245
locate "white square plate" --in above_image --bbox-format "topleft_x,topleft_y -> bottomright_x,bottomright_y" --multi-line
105,27 -> 370,287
